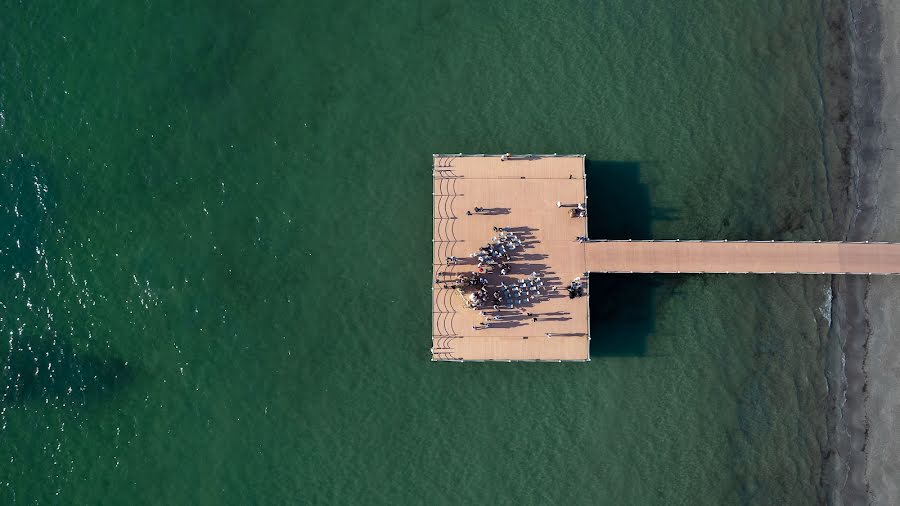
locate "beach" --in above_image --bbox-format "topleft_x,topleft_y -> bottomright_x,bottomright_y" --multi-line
861,0 -> 900,504
824,0 -> 900,503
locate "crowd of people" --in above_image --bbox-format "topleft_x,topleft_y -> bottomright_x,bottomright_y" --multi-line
446,273 -> 491,309
447,270 -> 548,311
471,229 -> 521,274
440,200 -> 588,328
496,273 -> 545,307
440,221 -> 562,313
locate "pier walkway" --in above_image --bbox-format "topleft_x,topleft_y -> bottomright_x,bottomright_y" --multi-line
585,240 -> 900,274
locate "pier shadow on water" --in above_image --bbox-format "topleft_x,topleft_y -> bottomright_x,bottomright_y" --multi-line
586,160 -> 680,239
0,158 -> 135,406
588,274 -> 662,356
585,161 -> 666,356
3,338 -> 134,406
586,161 -> 653,240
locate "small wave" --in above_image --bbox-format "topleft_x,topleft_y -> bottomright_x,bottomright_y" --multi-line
818,284 -> 833,324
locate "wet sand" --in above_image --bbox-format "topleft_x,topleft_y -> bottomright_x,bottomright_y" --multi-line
863,0 -> 900,503
820,0 -> 893,503
829,0 -> 900,504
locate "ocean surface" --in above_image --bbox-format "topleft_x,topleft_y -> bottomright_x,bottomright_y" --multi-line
1,1 -> 849,504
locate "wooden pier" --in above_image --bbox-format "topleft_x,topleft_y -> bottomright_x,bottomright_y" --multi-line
585,240 -> 900,274
431,154 -> 900,362
432,154 -> 590,362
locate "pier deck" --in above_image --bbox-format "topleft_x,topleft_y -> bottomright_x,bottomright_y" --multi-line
585,240 -> 900,274
432,155 -> 590,362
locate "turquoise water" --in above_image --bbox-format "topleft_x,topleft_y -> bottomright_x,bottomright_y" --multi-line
1,1 -> 844,503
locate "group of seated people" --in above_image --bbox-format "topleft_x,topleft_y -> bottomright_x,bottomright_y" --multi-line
464,273 -> 545,311
495,274 -> 545,308
450,228 -> 578,311
567,279 -> 586,299
472,230 -> 522,274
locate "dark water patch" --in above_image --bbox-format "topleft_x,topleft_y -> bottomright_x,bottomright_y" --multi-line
3,337 -> 134,406
585,160 -> 685,357
169,4 -> 267,101
588,273 -> 686,356
586,161 -> 678,239
1,157 -> 135,408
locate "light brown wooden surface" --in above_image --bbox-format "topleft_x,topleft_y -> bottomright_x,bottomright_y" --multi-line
432,155 -> 590,361
585,241 -> 900,274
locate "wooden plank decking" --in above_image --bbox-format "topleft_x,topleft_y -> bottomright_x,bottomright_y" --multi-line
585,240 -> 900,274
432,155 -> 590,362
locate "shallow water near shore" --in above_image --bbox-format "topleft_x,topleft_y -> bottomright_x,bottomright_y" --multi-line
1,1 -> 848,503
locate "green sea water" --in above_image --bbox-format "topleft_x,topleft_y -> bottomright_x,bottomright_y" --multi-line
1,1 -> 844,504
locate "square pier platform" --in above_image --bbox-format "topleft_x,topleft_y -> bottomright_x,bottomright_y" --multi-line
432,154 -> 590,362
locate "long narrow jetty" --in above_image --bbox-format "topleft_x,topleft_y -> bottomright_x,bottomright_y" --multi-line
431,154 -> 900,363
585,240 -> 900,274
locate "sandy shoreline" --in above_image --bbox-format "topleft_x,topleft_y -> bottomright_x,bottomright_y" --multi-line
862,0 -> 900,503
828,0 -> 900,504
